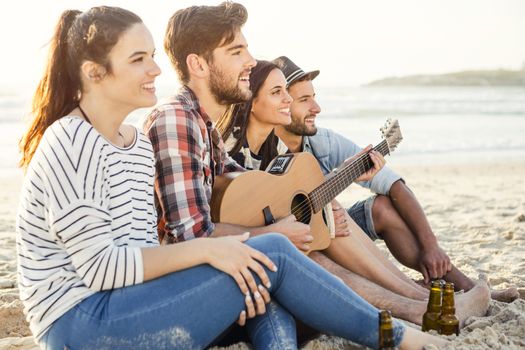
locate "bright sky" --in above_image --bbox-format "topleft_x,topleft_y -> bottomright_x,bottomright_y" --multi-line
1,0 -> 524,88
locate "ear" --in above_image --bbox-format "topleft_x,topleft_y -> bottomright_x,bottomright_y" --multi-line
186,53 -> 209,79
80,61 -> 107,82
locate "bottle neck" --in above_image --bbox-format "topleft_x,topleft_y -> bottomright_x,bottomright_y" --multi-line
441,290 -> 456,315
426,288 -> 442,312
379,311 -> 396,348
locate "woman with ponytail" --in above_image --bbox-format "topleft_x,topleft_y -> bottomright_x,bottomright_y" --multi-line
17,6 -> 447,350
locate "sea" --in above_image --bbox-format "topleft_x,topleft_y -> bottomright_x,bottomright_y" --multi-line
1,85 -> 524,176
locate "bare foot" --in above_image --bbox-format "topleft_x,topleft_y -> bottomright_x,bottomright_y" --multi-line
490,286 -> 519,303
455,275 -> 490,328
413,278 -> 431,290
400,326 -> 449,350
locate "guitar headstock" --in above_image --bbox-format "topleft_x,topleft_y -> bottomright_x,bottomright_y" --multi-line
380,118 -> 402,153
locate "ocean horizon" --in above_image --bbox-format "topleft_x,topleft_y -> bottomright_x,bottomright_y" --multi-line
2,85 -> 524,175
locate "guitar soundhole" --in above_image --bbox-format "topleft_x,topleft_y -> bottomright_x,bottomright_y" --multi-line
291,193 -> 312,224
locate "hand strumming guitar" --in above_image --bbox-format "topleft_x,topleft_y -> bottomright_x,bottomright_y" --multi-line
331,200 -> 351,237
268,214 -> 313,252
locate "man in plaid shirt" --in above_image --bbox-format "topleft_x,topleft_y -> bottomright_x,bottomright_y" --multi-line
143,4 -> 310,246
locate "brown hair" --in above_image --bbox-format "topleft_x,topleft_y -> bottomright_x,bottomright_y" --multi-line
19,6 -> 142,169
222,60 -> 281,170
164,2 -> 248,84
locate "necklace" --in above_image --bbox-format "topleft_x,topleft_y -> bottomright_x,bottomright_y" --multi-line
78,105 -> 125,147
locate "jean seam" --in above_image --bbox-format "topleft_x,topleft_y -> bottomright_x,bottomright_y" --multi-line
267,307 -> 286,350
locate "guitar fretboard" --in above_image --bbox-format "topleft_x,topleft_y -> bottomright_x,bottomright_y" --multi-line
309,140 -> 390,213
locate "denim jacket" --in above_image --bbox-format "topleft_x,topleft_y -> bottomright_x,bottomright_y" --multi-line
303,128 -> 402,195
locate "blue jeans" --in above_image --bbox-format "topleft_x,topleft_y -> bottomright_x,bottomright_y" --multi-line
40,234 -> 405,350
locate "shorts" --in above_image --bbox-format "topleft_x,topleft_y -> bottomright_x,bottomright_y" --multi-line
346,195 -> 380,240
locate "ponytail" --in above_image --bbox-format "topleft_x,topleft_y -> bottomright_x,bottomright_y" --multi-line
19,6 -> 142,169
19,10 -> 81,169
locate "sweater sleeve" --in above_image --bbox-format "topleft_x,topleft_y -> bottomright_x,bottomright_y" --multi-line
41,118 -> 144,291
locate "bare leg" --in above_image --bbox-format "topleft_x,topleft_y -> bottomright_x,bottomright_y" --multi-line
310,252 -> 426,324
347,216 -> 429,297
373,196 -> 474,288
373,195 -> 519,302
310,252 -> 491,327
322,222 -> 428,300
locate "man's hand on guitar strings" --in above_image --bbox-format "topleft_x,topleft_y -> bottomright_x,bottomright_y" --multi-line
270,215 -> 313,252
351,145 -> 386,183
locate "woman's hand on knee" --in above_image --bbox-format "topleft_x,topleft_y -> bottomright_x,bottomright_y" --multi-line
205,232 -> 277,297
236,284 -> 272,326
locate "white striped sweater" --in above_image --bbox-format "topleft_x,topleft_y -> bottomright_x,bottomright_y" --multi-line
16,116 -> 159,340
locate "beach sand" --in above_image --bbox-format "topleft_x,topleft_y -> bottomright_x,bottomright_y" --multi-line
1,162 -> 524,349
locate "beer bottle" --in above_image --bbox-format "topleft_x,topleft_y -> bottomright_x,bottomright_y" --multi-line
422,280 -> 442,332
439,282 -> 460,335
379,310 -> 397,350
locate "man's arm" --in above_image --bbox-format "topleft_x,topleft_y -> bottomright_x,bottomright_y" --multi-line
144,106 -> 216,242
388,180 -> 452,280
213,216 -> 313,252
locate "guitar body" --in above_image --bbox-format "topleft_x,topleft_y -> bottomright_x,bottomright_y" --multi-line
211,152 -> 332,253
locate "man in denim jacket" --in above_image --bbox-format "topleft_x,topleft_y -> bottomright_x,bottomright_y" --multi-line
273,56 -> 517,302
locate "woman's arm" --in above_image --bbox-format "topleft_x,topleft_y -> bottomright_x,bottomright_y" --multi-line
141,233 -> 277,296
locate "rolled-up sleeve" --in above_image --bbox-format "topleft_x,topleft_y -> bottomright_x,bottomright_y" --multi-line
358,167 -> 403,195
310,128 -> 403,195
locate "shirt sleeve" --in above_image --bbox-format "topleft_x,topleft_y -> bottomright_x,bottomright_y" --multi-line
327,130 -> 403,195
145,107 -> 215,242
42,121 -> 144,291
49,199 -> 144,291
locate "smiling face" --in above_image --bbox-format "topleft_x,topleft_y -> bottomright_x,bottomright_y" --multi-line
208,30 -> 256,105
251,68 -> 292,127
285,79 -> 321,136
97,23 -> 161,111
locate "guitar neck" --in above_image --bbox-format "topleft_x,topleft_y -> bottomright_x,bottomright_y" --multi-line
310,140 -> 390,212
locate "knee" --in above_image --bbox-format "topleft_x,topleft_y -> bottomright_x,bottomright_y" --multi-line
248,233 -> 296,255
372,195 -> 395,231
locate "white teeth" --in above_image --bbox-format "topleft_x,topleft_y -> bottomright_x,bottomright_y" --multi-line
142,83 -> 155,89
278,108 -> 290,113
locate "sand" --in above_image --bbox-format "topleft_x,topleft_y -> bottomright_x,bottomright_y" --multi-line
1,161 -> 524,349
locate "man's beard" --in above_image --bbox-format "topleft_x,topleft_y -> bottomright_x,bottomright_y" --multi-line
284,115 -> 318,136
209,63 -> 251,105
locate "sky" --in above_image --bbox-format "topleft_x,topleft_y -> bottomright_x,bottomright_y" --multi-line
1,0 -> 524,89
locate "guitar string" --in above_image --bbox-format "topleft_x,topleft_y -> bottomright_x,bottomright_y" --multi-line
232,133 -> 398,231
274,142 -> 386,221
289,141 -> 390,219
239,141 -> 390,225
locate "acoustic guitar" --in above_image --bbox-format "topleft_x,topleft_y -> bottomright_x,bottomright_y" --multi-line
211,119 -> 403,254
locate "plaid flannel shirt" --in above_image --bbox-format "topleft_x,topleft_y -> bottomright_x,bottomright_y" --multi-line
143,86 -> 244,242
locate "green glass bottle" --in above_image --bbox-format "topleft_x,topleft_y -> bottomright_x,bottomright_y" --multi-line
379,310 -> 397,350
422,280 -> 442,332
439,282 -> 460,335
